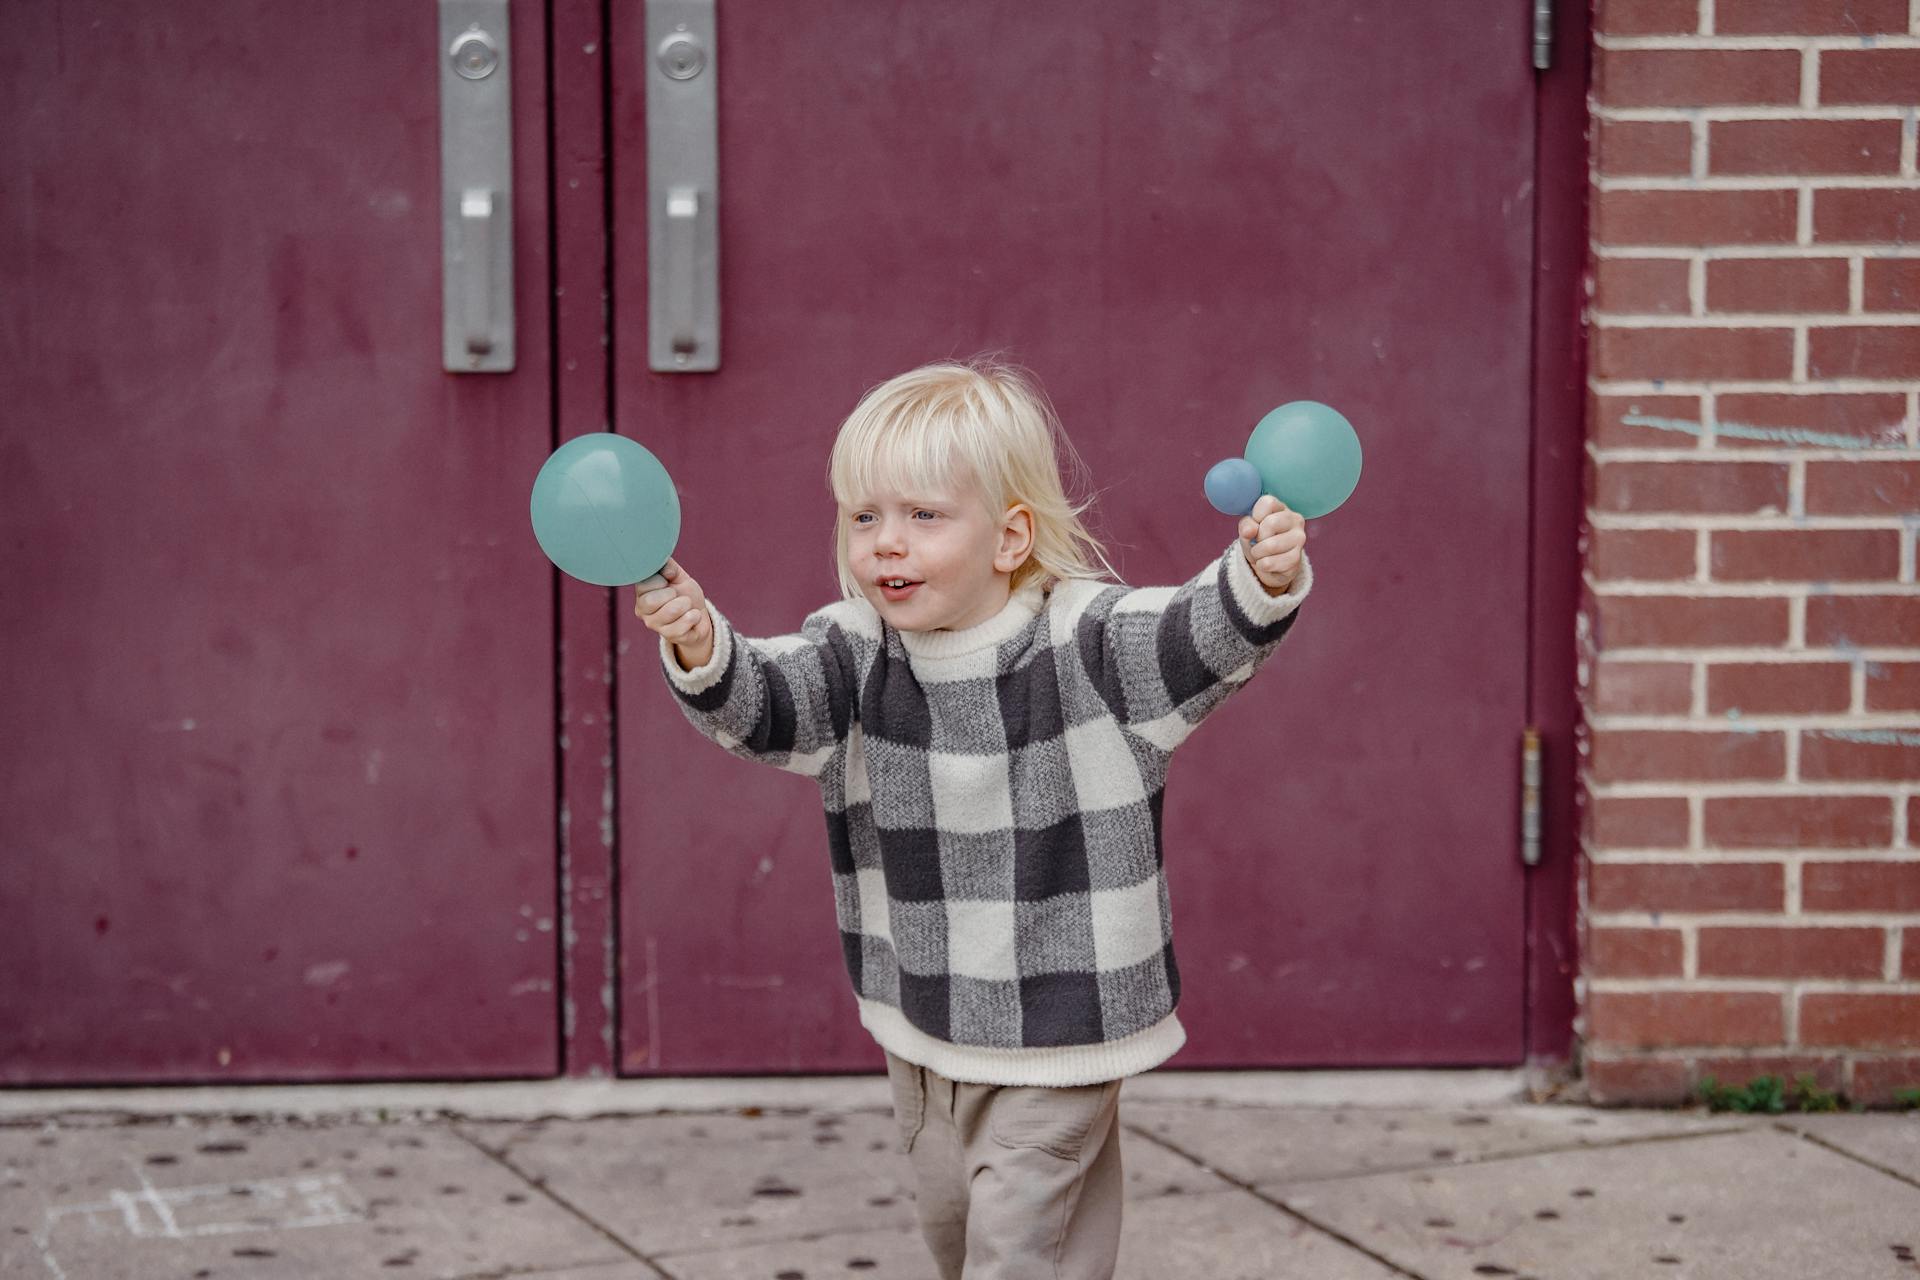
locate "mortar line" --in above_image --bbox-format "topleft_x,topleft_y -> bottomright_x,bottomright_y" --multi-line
449,1122 -> 677,1279
1774,1121 -> 1920,1193
1124,1123 -> 1434,1280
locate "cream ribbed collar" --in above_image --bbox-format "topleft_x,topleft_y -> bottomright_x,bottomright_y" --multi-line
896,581 -> 1049,660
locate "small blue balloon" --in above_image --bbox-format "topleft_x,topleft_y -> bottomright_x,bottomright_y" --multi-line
530,433 -> 681,586
1203,457 -> 1264,517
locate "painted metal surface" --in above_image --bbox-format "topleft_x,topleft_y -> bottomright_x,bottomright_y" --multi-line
612,1 -> 1544,1072
0,1 -> 559,1080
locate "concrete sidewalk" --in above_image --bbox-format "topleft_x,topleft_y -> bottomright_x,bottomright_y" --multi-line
2,1075 -> 1915,1280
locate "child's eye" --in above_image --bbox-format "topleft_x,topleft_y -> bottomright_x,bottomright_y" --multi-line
914,509 -> 938,520
851,512 -> 875,526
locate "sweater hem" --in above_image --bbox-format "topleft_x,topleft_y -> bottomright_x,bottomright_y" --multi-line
856,998 -> 1186,1086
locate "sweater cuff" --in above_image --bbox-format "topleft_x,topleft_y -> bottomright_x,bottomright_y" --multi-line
660,603 -> 735,696
1224,540 -> 1312,627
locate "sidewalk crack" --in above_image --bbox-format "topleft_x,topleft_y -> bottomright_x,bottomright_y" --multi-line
448,1121 -> 678,1278
1774,1121 -> 1920,1194
1126,1123 -> 1435,1279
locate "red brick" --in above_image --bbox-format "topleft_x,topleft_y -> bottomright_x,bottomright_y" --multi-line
1704,794 -> 1895,848
1699,925 -> 1885,978
1596,188 -> 1798,247
1590,729 -> 1786,783
1593,658 -> 1694,714
1809,325 -> 1920,379
1596,120 -> 1695,178
1589,861 -> 1785,913
1589,990 -> 1785,1049
1863,259 -> 1920,311
1801,727 -> 1920,782
1851,1056 -> 1920,1106
1591,529 -> 1698,583
1595,257 -> 1692,313
1598,593 -> 1790,648
1806,461 -> 1920,515
1903,929 -> 1920,979
1713,392 -> 1908,451
1706,258 -> 1849,313
1717,0 -> 1909,35
1815,188 -> 1920,243
1590,393 -> 1708,450
1593,326 -> 1795,381
1864,662 -> 1920,712
1711,119 -> 1904,177
1804,861 -> 1920,911
1707,661 -> 1854,717
1595,0 -> 1700,35
1801,993 -> 1920,1049
1696,1053 -> 1848,1093
1820,49 -> 1920,106
1597,49 -> 1802,108
1590,926 -> 1687,977
1806,595 -> 1920,647
1588,794 -> 1692,848
1592,459 -> 1788,516
1583,1054 -> 1694,1105
1709,529 -> 1901,582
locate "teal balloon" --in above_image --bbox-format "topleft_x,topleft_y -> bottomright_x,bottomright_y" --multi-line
1244,401 -> 1363,519
529,433 -> 681,586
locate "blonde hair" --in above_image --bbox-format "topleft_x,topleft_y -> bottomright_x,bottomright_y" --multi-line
827,358 -> 1120,600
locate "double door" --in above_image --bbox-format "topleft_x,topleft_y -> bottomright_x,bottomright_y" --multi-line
1,0 -> 1553,1081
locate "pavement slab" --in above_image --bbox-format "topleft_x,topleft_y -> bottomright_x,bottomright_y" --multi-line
1283,1126 -> 1920,1280
1123,1101 -> 1752,1189
463,1112 -> 923,1259
0,1117 -> 628,1280
636,1187 -> 1406,1280
1779,1113 -> 1920,1185
465,1108 -> 1227,1263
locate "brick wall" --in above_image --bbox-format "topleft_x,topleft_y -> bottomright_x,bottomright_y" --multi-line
1581,0 -> 1920,1106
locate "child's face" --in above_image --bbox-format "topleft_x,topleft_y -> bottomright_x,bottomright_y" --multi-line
843,475 -> 1029,633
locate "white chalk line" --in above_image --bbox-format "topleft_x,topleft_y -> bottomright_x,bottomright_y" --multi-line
29,1168 -> 365,1278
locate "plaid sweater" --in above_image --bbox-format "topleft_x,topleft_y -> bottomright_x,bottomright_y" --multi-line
661,541 -> 1311,1086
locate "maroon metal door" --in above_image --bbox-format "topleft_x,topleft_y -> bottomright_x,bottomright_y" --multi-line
0,2 -> 559,1081
615,0 -> 1539,1072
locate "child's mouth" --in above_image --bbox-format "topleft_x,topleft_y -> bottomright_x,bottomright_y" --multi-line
878,578 -> 921,601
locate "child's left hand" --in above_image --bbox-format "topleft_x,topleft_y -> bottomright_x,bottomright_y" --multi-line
1238,495 -> 1306,595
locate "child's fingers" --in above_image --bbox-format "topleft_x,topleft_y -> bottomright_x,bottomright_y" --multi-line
1250,526 -> 1308,561
1249,494 -> 1288,523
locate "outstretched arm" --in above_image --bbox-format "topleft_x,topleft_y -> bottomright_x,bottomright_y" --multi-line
1087,496 -> 1311,749
636,560 -> 857,776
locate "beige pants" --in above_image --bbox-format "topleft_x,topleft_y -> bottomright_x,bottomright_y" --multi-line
883,1049 -> 1126,1280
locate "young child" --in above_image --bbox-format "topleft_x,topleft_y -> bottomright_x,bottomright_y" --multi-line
634,359 -> 1310,1279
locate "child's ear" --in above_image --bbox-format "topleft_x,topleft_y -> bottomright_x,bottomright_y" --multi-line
995,503 -> 1035,574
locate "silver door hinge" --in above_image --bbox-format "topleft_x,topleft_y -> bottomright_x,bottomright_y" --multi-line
1532,0 -> 1554,70
1521,727 -> 1542,866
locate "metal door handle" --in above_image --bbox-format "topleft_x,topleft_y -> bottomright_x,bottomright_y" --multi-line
461,188 -> 497,356
664,186 -> 704,358
647,0 -> 719,371
439,0 -> 515,372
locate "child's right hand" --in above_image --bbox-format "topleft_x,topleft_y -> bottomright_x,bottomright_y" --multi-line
635,558 -> 715,670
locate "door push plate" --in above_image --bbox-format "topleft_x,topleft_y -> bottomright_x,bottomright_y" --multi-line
646,0 -> 719,371
440,0 -> 515,372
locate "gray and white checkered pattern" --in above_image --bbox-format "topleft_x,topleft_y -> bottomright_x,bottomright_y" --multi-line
663,541 -> 1309,1062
